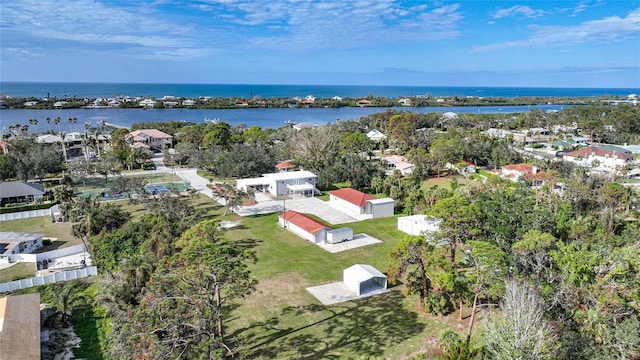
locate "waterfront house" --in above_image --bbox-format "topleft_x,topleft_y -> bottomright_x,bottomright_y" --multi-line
139,99 -> 156,108
126,129 -> 173,151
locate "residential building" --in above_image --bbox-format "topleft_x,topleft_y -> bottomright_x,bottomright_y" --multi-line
182,99 -> 195,106
380,155 -> 415,175
126,129 -> 173,151
366,129 -> 387,142
139,99 -> 156,108
398,98 -> 412,106
0,232 -> 44,264
0,181 -> 45,206
500,163 -> 555,187
236,170 -> 319,197
563,147 -> 633,171
0,293 -> 41,359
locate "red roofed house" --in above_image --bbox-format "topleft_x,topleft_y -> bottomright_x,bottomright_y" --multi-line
275,161 -> 297,172
500,163 -> 555,187
563,146 -> 632,171
329,188 -> 394,218
500,163 -> 537,181
279,210 -> 331,243
126,129 -> 173,151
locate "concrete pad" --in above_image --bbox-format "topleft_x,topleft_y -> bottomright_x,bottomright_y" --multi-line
284,197 -> 360,224
307,282 -> 389,305
317,233 -> 382,253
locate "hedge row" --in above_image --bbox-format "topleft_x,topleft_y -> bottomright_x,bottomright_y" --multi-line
0,202 -> 58,214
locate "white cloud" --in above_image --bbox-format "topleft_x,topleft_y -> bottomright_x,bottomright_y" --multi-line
1,0 -> 200,59
475,8 -> 640,52
196,0 -> 463,50
492,5 -> 545,19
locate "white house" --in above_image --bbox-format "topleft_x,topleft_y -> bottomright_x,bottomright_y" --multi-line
563,147 -> 633,171
126,129 -> 173,151
236,170 -> 319,197
398,98 -> 412,106
279,210 -> 331,244
139,99 -> 156,108
53,101 -> 69,108
381,155 -> 415,175
182,99 -> 195,106
486,128 -> 513,139
343,264 -> 387,296
328,188 -> 394,218
366,129 -> 387,142
0,232 -> 44,264
397,215 -> 442,236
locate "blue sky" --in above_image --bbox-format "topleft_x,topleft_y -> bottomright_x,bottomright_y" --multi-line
1,0 -> 639,87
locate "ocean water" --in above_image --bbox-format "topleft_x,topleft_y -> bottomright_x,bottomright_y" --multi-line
1,82 -> 636,131
1,82 -> 637,99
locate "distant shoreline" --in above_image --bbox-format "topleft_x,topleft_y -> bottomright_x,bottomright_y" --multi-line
1,81 -> 637,100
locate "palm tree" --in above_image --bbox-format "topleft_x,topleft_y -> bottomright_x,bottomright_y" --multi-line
59,131 -> 68,161
46,282 -> 88,328
54,116 -> 61,132
46,117 -> 51,132
120,254 -> 155,290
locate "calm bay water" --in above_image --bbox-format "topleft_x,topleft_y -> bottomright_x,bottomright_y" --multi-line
1,105 -> 567,132
1,82 -> 636,131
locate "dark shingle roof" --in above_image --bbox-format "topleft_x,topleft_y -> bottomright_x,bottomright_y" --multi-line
0,181 -> 45,199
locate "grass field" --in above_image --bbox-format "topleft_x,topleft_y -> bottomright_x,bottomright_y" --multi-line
0,262 -> 36,282
1,188 -> 483,358
218,207 -> 480,359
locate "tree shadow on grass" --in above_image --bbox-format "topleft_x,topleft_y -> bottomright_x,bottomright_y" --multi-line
237,290 -> 425,359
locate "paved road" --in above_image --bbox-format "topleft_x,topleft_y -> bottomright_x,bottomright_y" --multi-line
122,154 -> 365,225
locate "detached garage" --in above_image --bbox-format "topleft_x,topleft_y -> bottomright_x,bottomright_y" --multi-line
279,210 -> 331,244
343,264 -> 387,296
329,188 -> 394,218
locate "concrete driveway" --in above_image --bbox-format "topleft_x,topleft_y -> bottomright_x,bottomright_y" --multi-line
236,197 -> 361,225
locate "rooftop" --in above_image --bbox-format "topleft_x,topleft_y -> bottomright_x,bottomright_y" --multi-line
330,188 -> 376,207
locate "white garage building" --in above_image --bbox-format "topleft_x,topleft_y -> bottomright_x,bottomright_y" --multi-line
279,210 -> 354,244
328,188 -> 394,219
397,215 -> 442,236
343,264 -> 388,296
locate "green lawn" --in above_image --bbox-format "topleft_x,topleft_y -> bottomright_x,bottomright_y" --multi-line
1,216 -> 76,247
1,192 -> 482,358
0,262 -> 36,283
221,212 -> 473,359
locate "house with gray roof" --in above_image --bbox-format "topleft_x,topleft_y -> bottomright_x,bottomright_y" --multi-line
0,181 -> 46,206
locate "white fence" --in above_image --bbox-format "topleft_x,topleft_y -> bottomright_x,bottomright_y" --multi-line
36,244 -> 86,262
0,208 -> 51,221
0,266 -> 98,293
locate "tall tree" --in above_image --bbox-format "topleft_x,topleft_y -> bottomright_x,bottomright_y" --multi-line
483,280 -> 556,360
129,220 -> 257,358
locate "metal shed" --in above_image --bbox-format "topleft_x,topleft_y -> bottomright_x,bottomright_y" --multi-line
343,264 -> 387,296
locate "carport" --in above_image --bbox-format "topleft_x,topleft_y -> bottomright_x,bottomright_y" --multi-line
343,264 -> 387,296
